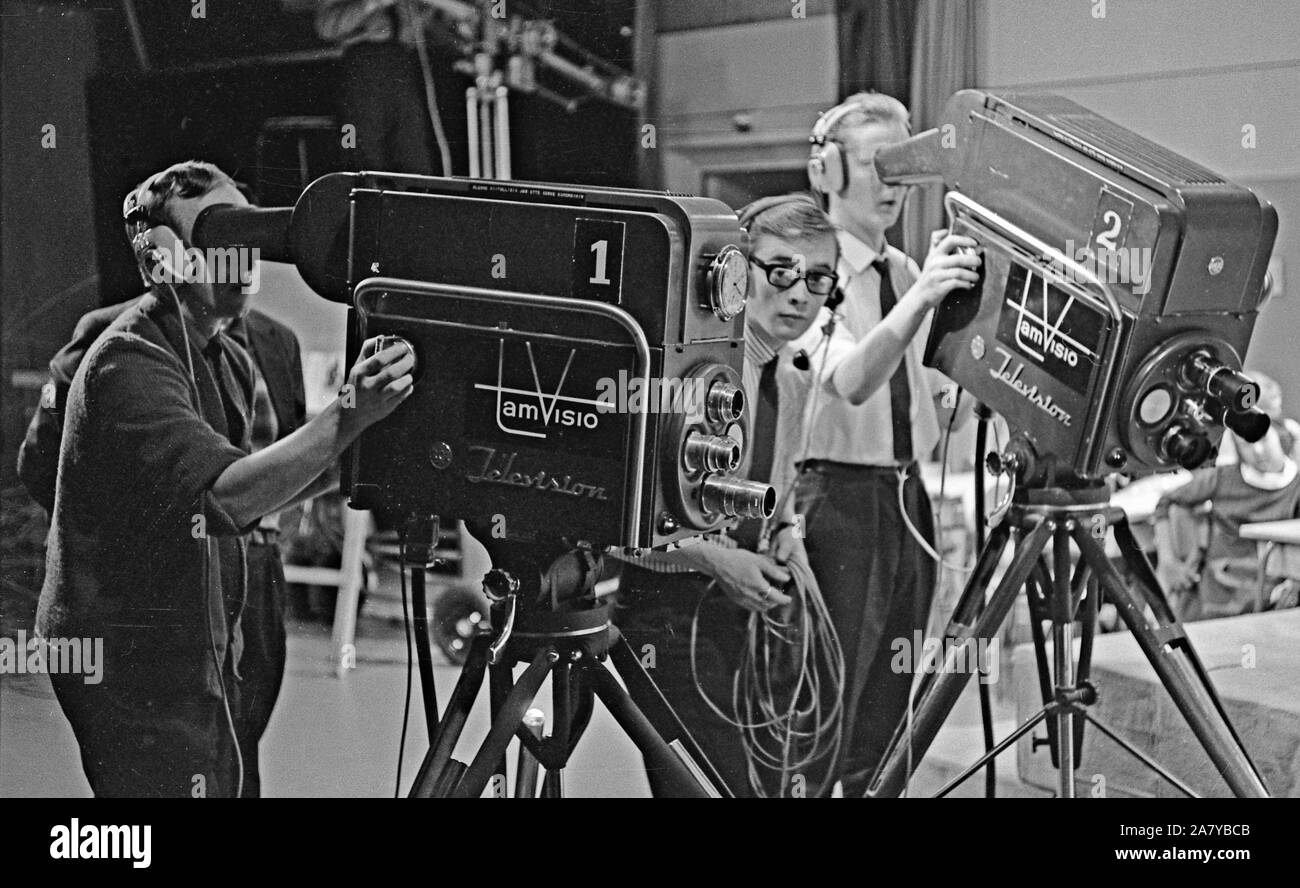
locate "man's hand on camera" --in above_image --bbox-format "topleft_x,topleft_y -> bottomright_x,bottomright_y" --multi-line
339,337 -> 415,433
698,547 -> 792,613
907,230 -> 981,312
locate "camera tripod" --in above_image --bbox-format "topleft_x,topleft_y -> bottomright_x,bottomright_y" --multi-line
405,544 -> 732,798
865,481 -> 1270,799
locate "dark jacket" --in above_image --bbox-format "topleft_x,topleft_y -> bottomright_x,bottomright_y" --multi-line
32,296 -> 306,699
17,298 -> 305,514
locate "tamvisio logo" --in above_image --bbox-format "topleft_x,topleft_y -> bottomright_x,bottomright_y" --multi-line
474,341 -> 707,440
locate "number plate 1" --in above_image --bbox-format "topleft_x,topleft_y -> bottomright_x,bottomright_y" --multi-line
572,218 -> 627,303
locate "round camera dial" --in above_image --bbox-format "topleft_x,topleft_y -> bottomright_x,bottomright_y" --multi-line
707,245 -> 749,322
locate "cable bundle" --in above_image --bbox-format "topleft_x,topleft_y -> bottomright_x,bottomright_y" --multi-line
692,556 -> 845,797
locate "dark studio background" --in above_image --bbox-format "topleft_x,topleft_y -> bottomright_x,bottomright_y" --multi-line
0,0 -> 640,484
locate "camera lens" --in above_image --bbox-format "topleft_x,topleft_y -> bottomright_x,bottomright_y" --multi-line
1183,352 -> 1258,414
705,381 -> 744,424
1162,425 -> 1211,469
683,432 -> 742,473
700,475 -> 775,519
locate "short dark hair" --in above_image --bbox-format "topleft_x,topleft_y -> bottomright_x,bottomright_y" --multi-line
126,160 -> 239,233
739,191 -> 838,245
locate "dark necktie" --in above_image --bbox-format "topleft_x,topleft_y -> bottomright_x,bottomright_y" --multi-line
872,256 -> 913,463
203,336 -> 251,451
750,355 -> 780,484
733,355 -> 779,550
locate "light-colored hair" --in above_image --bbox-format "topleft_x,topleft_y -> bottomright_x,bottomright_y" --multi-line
826,92 -> 911,155
738,191 -> 838,245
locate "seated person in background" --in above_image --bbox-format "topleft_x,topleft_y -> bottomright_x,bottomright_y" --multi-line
1155,425 -> 1300,621
1216,370 -> 1300,465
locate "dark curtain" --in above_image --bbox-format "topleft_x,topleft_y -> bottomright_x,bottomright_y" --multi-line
836,0 -> 916,102
904,0 -> 977,260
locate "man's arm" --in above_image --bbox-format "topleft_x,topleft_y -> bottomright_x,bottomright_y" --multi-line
211,340 -> 413,527
828,232 -> 980,405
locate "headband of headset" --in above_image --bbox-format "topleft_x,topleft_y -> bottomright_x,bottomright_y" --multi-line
737,192 -> 818,232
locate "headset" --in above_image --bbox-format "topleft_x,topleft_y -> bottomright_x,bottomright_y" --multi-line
808,94 -> 915,199
739,192 -> 845,371
807,101 -> 869,198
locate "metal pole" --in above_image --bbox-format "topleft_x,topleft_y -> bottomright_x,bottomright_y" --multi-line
466,87 -> 481,179
494,85 -> 512,180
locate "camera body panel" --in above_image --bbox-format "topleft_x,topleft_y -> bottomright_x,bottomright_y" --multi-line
881,90 -> 1277,478
336,176 -> 765,548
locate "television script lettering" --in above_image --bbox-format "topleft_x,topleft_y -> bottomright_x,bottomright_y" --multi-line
989,347 -> 1073,427
465,446 -> 610,500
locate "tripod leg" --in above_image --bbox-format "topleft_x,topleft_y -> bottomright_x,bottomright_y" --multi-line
607,632 -> 734,797
1026,559 -> 1061,767
409,567 -> 440,740
541,768 -> 564,798
1050,522 -> 1077,798
409,635 -> 490,798
1072,524 -> 1269,797
485,639 -> 515,795
589,661 -> 719,798
514,709 -> 545,798
451,647 -> 555,799
901,518 -> 1015,711
868,518 -> 1052,798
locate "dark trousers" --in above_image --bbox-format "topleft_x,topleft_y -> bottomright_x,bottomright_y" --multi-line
233,540 -> 288,797
614,564 -> 757,798
794,462 -> 936,797
52,541 -> 288,798
339,42 -> 435,174
50,672 -> 242,798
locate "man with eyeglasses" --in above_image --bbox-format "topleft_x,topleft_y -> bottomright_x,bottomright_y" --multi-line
611,192 -> 840,796
793,92 -> 981,796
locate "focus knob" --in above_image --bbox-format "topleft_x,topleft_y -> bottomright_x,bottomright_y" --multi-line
482,569 -> 520,602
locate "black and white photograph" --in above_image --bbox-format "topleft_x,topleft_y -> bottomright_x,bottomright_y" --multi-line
0,0 -> 1296,852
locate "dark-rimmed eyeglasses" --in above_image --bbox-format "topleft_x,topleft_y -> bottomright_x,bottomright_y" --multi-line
749,257 -> 839,297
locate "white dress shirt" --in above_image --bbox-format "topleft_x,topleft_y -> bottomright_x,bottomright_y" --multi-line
788,229 -> 945,467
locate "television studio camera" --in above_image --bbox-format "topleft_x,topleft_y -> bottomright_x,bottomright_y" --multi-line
192,173 -> 773,797
865,90 -> 1277,798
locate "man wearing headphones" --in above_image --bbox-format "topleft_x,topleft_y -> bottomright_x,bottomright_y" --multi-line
18,289 -> 304,797
795,92 -> 980,795
35,160 -> 414,797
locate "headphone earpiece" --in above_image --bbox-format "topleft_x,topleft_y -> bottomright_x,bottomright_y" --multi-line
807,139 -> 848,196
808,101 -> 866,198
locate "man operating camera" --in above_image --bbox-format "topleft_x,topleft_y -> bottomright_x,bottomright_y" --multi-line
36,161 -> 414,797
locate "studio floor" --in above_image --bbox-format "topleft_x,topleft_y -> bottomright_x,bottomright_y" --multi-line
0,614 -> 1043,798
